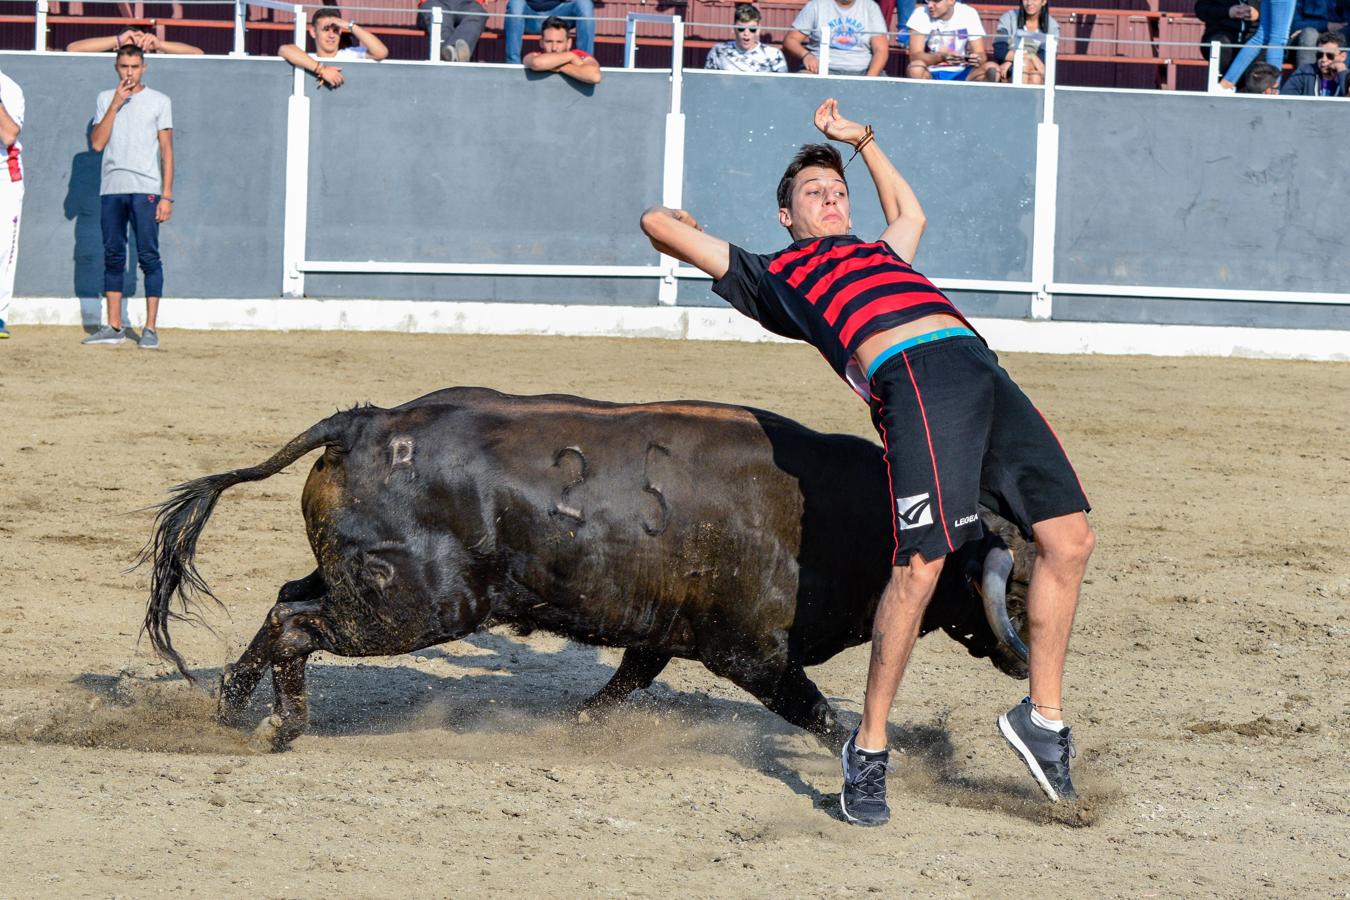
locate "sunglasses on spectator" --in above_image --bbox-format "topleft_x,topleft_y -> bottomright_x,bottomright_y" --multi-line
736,25 -> 759,33
1317,50 -> 1342,58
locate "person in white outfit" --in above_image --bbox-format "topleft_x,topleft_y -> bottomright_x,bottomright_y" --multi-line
0,68 -> 23,339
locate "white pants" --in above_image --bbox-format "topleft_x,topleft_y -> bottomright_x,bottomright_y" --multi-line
0,178 -> 23,322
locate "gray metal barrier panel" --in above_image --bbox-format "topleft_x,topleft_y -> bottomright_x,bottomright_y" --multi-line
1055,89 -> 1350,295
680,71 -> 1042,309
303,65 -> 666,304
3,52 -> 288,300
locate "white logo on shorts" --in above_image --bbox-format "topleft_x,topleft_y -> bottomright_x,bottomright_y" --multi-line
953,514 -> 979,528
896,493 -> 933,530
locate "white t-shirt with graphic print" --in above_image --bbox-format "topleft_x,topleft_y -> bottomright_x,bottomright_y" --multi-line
792,0 -> 888,75
906,2 -> 986,73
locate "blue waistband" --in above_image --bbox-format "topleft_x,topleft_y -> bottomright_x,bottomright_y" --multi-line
865,327 -> 976,380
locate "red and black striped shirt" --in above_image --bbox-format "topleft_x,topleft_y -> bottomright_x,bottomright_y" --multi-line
712,234 -> 977,384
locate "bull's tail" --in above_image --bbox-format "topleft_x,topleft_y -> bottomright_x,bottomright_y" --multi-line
137,409 -> 361,684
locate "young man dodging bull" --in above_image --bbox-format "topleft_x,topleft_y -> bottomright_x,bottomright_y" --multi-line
640,99 -> 1094,826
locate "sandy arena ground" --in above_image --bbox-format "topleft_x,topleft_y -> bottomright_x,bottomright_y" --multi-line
0,326 -> 1346,897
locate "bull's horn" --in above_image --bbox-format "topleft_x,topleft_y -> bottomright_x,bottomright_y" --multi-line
981,544 -> 1030,664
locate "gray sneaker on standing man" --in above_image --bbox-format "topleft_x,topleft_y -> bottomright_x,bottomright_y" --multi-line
83,42 -> 174,349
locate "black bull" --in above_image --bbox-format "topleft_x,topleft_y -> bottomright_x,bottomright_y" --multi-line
142,387 -> 1033,750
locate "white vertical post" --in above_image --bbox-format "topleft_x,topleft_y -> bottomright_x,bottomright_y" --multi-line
1012,40 -> 1026,84
429,5 -> 443,61
232,0 -> 246,56
283,14 -> 312,302
34,0 -> 49,52
625,16 -> 637,67
291,4 -> 307,95
1029,33 -> 1058,320
818,23 -> 831,74
1207,40 -> 1222,90
658,16 -> 685,306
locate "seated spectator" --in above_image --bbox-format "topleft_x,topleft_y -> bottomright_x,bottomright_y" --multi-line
419,0 -> 487,62
1219,0 -> 1295,91
907,0 -> 992,81
523,16 -> 602,85
506,0 -> 595,65
1279,29 -> 1348,92
706,3 -> 788,73
1289,0 -> 1349,66
992,0 -> 1060,84
783,0 -> 889,76
67,26 -> 203,55
1194,0 -> 1261,74
279,8 -> 389,90
1242,60 -> 1284,90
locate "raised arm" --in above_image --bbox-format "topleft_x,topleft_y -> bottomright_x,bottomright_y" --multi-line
640,206 -> 730,279
813,98 -> 926,262
350,22 -> 389,60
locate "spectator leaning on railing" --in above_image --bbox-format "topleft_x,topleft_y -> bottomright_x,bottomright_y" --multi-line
1279,29 -> 1348,93
706,3 -> 788,73
67,25 -> 202,55
784,0 -> 889,76
506,0 -> 596,65
523,15 -> 602,84
279,7 -> 389,90
1194,0 -> 1261,74
418,0 -> 486,62
1289,0 -> 1349,66
907,0 -> 992,81
0,67 -> 23,340
992,0 -> 1060,84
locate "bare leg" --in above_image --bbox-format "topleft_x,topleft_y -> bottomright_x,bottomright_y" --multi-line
1024,512 -> 1094,716
145,295 -> 160,330
856,554 -> 945,751
105,291 -> 124,329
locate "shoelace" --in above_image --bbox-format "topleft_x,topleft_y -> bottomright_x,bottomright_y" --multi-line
848,757 -> 888,801
1058,730 -> 1077,765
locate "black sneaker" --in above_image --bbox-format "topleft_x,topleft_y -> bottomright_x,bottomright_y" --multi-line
998,697 -> 1078,802
840,730 -> 890,826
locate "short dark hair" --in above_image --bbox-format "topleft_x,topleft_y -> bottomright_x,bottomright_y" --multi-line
312,6 -> 342,24
540,15 -> 571,36
1318,30 -> 1346,48
115,44 -> 144,61
776,143 -> 846,211
1241,62 -> 1281,93
734,3 -> 762,23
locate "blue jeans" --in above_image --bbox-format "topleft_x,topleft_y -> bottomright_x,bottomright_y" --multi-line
101,193 -> 163,298
1222,0 -> 1295,85
505,0 -> 595,64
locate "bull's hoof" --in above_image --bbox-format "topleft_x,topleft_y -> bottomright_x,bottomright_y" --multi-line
217,669 -> 251,728
249,714 -> 295,753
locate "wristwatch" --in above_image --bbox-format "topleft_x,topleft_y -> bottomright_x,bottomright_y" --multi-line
348,20 -> 358,31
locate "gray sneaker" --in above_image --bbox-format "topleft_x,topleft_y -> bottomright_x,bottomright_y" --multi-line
454,39 -> 471,62
137,327 -> 160,350
839,730 -> 890,826
440,43 -> 457,62
998,697 -> 1078,802
82,324 -> 128,345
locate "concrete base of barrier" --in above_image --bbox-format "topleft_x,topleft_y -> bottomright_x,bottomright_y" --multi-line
9,296 -> 1349,362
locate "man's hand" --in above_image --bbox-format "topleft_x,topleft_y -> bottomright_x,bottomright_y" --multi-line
155,197 -> 172,224
138,32 -> 162,52
813,98 -> 868,145
112,76 -> 136,109
671,209 -> 702,231
117,28 -> 139,48
802,52 -> 820,73
317,65 -> 345,89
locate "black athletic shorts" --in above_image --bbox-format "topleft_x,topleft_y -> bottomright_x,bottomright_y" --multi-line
867,336 -> 1090,565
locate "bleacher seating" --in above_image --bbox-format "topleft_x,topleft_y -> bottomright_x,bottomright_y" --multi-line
0,0 -> 1222,91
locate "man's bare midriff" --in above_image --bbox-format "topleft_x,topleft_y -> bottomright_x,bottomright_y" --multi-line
852,312 -> 967,373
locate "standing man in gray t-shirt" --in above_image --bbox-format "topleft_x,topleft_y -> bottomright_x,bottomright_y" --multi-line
83,44 -> 174,349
